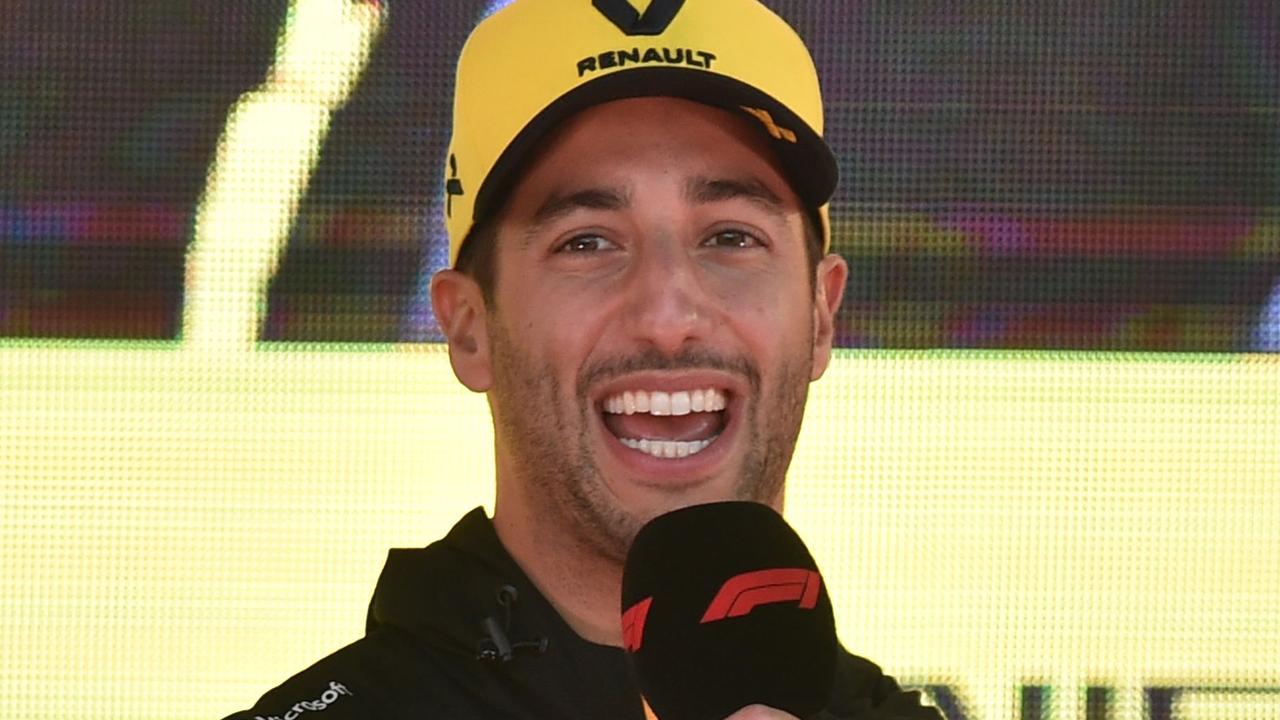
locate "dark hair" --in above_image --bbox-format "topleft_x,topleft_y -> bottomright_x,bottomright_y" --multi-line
453,216 -> 500,304
454,207 -> 826,307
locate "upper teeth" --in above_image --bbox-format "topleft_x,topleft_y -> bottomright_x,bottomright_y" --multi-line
602,389 -> 726,416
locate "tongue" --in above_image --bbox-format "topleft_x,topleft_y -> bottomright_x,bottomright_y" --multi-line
603,412 -> 723,442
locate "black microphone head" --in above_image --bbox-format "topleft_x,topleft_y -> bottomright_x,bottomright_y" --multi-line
620,502 -> 837,720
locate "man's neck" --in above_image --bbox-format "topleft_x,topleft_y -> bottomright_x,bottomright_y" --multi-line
491,502 -> 626,647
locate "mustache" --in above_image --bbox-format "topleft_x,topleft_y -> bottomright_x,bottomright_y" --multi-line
577,347 -> 761,399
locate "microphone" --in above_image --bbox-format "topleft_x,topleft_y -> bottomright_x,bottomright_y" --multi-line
476,585 -> 548,663
620,502 -> 837,720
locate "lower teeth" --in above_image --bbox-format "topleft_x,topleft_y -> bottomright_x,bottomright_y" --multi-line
619,437 -> 716,459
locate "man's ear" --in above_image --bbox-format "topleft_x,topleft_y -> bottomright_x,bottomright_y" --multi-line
430,269 -> 492,392
809,253 -> 848,381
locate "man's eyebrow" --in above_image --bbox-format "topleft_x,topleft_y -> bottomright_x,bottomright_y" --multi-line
528,186 -> 630,230
683,176 -> 787,215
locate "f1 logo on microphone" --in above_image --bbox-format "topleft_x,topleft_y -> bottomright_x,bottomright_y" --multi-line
700,568 -> 821,623
622,596 -> 654,652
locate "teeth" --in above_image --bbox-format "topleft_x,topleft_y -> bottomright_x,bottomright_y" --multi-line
670,391 -> 691,416
602,388 -> 726,416
619,437 -> 717,459
650,392 -> 671,416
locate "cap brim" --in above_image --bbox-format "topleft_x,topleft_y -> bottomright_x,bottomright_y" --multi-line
471,67 -> 838,227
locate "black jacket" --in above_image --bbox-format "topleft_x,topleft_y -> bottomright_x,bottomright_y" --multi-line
223,508 -> 942,719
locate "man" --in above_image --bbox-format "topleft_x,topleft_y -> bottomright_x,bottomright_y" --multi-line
226,1 -> 942,718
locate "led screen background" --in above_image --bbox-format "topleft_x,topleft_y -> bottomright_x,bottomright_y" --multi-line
1,1 -> 1278,719
4,0 -> 1278,349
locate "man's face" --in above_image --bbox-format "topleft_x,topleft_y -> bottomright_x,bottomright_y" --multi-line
441,97 -> 845,562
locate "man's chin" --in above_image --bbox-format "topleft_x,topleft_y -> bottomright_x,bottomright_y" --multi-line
604,472 -> 749,527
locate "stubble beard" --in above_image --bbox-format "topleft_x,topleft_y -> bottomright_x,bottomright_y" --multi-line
487,321 -> 813,565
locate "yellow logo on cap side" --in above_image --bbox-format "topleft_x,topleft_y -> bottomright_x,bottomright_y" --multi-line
740,106 -> 797,143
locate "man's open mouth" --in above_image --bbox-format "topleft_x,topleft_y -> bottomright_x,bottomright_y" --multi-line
600,388 -> 728,459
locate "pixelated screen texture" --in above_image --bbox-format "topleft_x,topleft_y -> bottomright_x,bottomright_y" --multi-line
2,0 -> 1277,349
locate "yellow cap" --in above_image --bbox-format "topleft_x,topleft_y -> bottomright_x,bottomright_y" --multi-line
444,0 -> 837,265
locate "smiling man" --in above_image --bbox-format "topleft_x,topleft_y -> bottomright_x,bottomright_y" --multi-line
434,94 -> 842,650
225,1 -> 940,718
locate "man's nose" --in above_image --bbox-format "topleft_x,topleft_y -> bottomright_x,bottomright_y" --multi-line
621,242 -> 715,356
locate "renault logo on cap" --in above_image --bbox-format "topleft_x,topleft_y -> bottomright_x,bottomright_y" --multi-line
592,0 -> 686,36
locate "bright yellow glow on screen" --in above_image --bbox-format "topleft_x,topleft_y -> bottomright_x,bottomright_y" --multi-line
1,346 -> 1277,719
183,0 -> 383,349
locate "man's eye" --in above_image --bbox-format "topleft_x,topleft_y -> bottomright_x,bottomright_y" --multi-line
557,235 -> 616,253
703,230 -> 762,249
